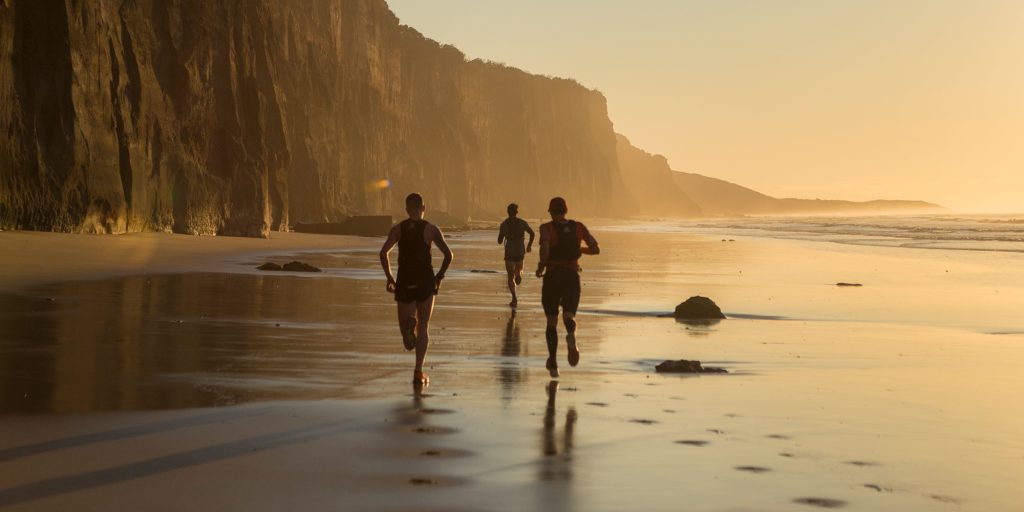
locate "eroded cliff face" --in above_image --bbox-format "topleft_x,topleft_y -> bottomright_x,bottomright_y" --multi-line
0,0 -> 624,236
615,134 -> 700,217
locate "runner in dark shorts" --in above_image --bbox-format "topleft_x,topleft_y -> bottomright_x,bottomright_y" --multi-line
380,193 -> 453,386
497,203 -> 535,308
535,197 -> 600,378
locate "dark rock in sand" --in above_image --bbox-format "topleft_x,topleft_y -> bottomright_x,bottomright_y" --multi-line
836,282 -> 863,287
282,261 -> 321,272
655,360 -> 727,374
257,263 -> 283,271
673,296 -> 726,320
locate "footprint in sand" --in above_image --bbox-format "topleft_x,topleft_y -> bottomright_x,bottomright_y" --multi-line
735,466 -> 772,474
585,402 -> 609,407
863,484 -> 893,493
630,418 -> 658,425
675,440 -> 709,447
418,448 -> 472,459
843,460 -> 880,467
793,497 -> 847,508
419,408 -> 455,415
663,409 -> 676,413
623,393 -> 639,398
928,494 -> 960,505
410,426 -> 459,435
779,452 -> 795,458
707,429 -> 725,434
766,434 -> 791,440
406,476 -> 467,487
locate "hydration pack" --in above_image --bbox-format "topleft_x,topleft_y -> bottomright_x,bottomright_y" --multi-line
549,220 -> 581,262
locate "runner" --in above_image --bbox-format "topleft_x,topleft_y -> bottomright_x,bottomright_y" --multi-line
497,203 -> 535,308
379,193 -> 453,385
535,197 -> 600,378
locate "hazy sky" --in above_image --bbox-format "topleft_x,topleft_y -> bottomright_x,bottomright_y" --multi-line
388,0 -> 1023,212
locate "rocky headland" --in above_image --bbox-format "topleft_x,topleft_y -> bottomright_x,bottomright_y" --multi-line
0,0 -> 943,237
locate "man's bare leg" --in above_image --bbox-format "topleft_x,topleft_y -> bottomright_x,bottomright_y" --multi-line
514,261 -> 524,286
505,261 -> 518,308
397,301 -> 417,351
564,312 -> 580,367
545,313 -> 560,378
413,295 -> 435,383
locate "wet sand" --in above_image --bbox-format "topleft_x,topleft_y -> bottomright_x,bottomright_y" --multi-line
1,227 -> 1022,511
0,230 -> 369,293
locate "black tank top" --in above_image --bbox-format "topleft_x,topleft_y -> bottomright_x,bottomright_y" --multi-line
397,219 -> 433,279
549,220 -> 581,262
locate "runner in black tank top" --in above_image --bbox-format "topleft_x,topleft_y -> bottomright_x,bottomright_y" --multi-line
380,193 -> 453,386
396,219 -> 436,303
536,197 -> 600,378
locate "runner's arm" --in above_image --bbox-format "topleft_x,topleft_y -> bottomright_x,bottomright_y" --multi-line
497,222 -> 505,245
379,224 -> 401,290
432,226 -> 454,281
536,226 -> 550,277
525,222 -> 535,252
580,223 -> 600,255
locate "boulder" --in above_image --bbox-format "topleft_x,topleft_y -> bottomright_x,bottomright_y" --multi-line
256,262 -> 283,271
282,261 -> 321,272
655,360 -> 727,374
673,296 -> 726,320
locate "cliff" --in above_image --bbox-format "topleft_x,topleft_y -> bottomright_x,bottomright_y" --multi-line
614,136 -> 942,217
615,134 -> 700,217
0,0 -> 624,236
671,171 -> 944,216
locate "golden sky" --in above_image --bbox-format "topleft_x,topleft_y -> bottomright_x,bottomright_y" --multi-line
389,0 -> 1023,213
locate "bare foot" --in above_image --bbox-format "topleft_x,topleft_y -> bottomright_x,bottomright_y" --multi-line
413,371 -> 430,385
514,274 -> 522,286
567,332 -> 580,367
402,316 -> 417,351
546,357 -> 560,378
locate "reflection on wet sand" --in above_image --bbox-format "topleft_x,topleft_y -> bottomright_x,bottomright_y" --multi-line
0,272 -> 400,413
540,381 -> 576,482
498,312 -> 525,401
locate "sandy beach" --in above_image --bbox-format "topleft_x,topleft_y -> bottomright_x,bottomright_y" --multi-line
1,220 -> 1022,511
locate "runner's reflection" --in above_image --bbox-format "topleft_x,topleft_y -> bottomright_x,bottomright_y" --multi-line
539,381 -> 576,481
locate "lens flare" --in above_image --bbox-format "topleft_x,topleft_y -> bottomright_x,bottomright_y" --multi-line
369,179 -> 391,191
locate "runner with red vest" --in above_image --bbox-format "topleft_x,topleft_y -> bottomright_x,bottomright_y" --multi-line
535,197 -> 600,378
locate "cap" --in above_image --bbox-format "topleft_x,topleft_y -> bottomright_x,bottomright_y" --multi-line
548,197 -> 567,214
